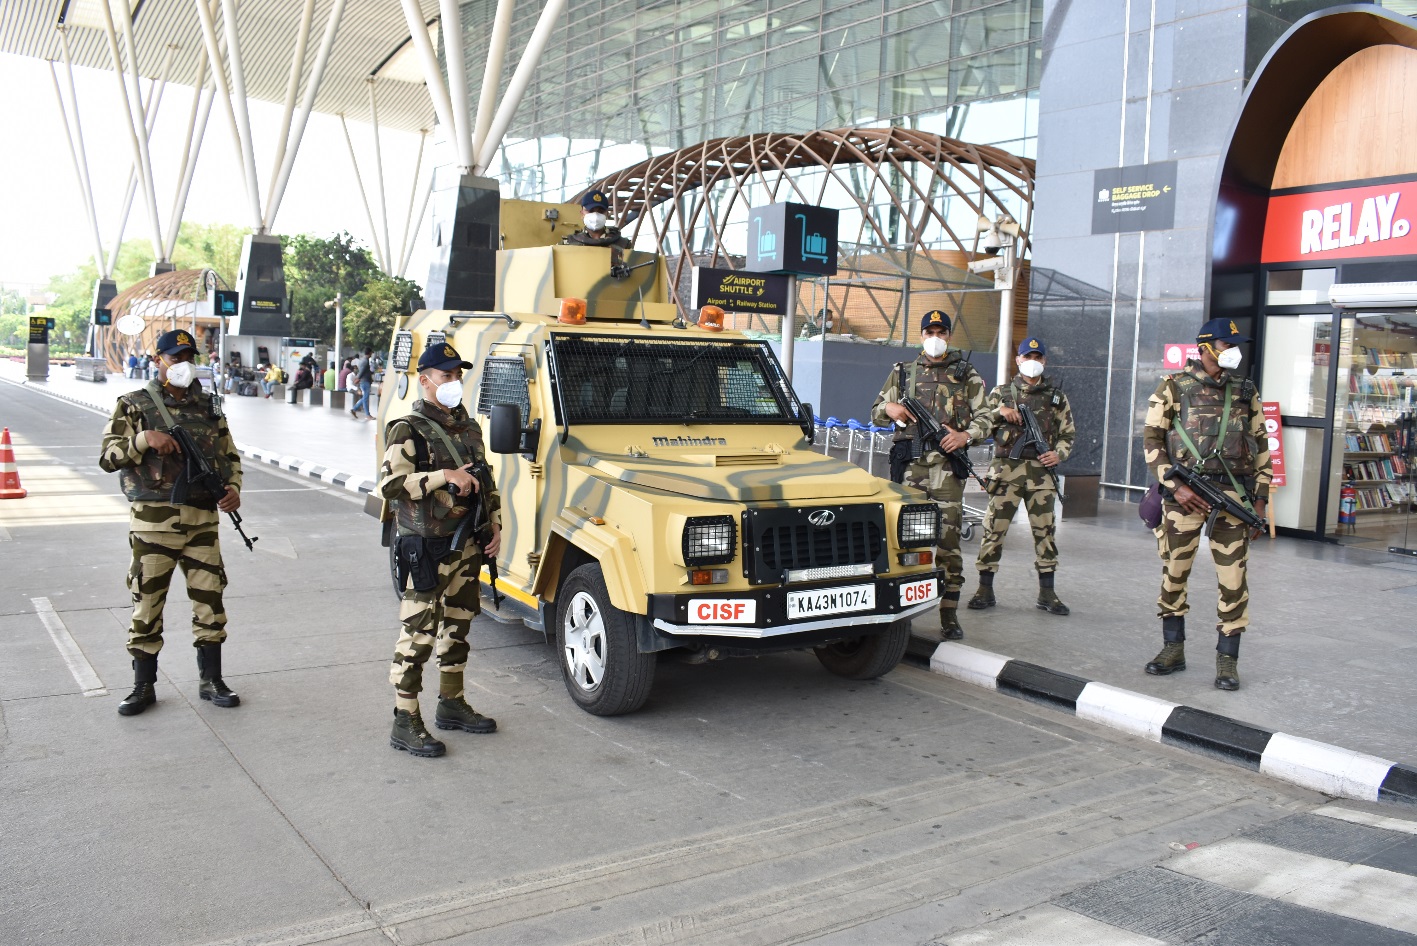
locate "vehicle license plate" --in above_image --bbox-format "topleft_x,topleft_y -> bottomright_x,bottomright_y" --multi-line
785,583 -> 876,619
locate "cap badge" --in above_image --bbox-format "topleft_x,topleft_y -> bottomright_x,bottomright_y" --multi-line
1028,339 -> 1038,349
443,345 -> 455,358
1229,320 -> 1239,335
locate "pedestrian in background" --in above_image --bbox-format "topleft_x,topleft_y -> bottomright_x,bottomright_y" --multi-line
351,348 -> 375,420
969,337 -> 1075,616
1141,319 -> 1271,691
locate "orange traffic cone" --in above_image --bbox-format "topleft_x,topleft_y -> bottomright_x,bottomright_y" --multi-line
0,427 -> 27,499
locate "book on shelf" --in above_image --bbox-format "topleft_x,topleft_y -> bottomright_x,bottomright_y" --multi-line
1345,431 -> 1394,452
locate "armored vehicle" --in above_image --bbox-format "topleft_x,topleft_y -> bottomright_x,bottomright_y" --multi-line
372,198 -> 942,715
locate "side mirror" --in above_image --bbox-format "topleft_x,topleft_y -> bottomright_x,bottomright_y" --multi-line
489,403 -> 541,461
800,402 -> 815,444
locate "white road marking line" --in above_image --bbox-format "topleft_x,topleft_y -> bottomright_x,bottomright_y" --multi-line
1168,837 -> 1417,934
1076,682 -> 1179,742
31,597 -> 108,697
1261,731 -> 1394,801
948,904 -> 1168,945
1315,806 -> 1417,836
0,524 -> 10,541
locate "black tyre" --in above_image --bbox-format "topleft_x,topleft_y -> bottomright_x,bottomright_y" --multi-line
814,618 -> 912,680
556,563 -> 656,715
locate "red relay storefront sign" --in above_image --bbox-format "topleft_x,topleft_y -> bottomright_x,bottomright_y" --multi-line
1261,178 -> 1416,263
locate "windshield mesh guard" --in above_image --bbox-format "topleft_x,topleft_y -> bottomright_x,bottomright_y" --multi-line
549,334 -> 800,425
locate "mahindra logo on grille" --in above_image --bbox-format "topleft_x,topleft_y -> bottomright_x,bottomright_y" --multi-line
807,509 -> 836,528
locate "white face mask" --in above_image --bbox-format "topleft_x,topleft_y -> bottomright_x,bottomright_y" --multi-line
584,212 -> 608,231
434,379 -> 463,409
1216,347 -> 1243,370
1018,358 -> 1045,379
921,336 -> 948,358
164,361 -> 194,388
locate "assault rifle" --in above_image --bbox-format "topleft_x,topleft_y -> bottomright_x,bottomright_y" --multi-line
899,395 -> 987,490
167,425 -> 258,551
448,460 -> 503,610
1165,464 -> 1266,537
1009,404 -> 1061,491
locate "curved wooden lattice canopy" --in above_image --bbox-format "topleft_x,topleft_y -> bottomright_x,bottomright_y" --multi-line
99,269 -> 226,372
589,127 -> 1035,340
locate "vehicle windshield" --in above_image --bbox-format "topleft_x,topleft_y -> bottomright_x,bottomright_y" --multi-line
549,333 -> 801,425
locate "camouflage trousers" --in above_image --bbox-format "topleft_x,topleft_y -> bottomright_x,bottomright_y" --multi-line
390,544 -> 483,693
903,456 -> 965,598
1155,496 -> 1250,634
125,522 -> 228,657
975,458 -> 1058,574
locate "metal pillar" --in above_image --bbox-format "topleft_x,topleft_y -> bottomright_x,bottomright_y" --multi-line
475,0 -> 568,174
266,0 -> 316,215
438,0 -> 476,172
340,115 -> 388,272
265,0 -> 347,230
367,78 -> 393,271
473,0 -> 516,156
396,0 -> 459,168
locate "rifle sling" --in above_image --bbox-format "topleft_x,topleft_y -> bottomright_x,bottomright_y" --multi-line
1170,379 -> 1255,515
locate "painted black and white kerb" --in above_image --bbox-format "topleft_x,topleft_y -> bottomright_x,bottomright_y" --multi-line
927,642 -> 1417,807
237,444 -> 377,495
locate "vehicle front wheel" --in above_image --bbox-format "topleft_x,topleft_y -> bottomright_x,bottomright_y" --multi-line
813,618 -> 912,680
556,563 -> 656,715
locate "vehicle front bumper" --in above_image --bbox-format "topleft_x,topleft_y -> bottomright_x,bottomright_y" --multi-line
647,570 -> 942,640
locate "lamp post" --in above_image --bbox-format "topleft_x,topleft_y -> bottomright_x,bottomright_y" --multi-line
324,292 -> 343,369
967,214 -> 1022,385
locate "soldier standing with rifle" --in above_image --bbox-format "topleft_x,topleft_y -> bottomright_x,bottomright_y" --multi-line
99,329 -> 244,716
871,310 -> 989,641
379,343 -> 503,758
1142,318 -> 1271,691
969,337 -> 1075,615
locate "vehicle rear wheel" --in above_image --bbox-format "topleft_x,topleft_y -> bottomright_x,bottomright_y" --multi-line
814,618 -> 911,680
556,563 -> 656,715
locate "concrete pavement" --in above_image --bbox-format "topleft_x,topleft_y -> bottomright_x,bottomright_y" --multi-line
1,378 -> 1415,945
4,357 -> 1415,777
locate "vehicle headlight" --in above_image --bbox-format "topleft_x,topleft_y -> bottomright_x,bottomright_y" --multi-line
683,515 -> 737,565
898,504 -> 939,548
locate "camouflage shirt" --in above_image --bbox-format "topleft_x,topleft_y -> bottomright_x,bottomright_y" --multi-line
98,381 -> 242,532
1142,360 -> 1272,499
870,351 -> 990,448
379,399 -> 502,539
986,375 -> 1075,462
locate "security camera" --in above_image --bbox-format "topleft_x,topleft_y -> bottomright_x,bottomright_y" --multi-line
967,257 -> 1003,275
979,228 -> 1004,256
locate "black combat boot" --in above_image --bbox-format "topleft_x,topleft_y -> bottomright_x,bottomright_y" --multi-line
1145,617 -> 1186,675
391,708 -> 446,757
1215,631 -> 1241,691
196,643 -> 240,707
967,571 -> 996,610
117,654 -> 158,716
1035,571 -> 1070,616
435,695 -> 498,733
939,591 -> 964,641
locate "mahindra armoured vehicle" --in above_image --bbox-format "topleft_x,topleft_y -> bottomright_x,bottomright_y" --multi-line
371,191 -> 942,716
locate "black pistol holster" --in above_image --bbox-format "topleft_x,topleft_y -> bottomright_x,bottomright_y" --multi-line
396,534 -> 452,594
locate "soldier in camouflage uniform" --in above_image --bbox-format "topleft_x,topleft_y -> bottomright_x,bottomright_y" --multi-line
969,337 -> 1075,615
379,343 -> 503,757
1141,318 -> 1271,691
871,309 -> 989,641
98,329 -> 243,716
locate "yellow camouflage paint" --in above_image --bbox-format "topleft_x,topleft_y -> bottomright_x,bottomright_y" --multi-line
373,227 -> 938,633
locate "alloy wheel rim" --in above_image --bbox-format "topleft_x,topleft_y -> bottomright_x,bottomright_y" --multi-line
564,591 -> 607,691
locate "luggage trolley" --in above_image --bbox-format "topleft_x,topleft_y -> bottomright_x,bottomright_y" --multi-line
958,440 -> 994,542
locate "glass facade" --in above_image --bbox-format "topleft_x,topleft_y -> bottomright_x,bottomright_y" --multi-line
458,0 -> 1042,217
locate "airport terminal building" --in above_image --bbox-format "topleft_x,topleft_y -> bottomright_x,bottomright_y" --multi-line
457,0 -> 1417,549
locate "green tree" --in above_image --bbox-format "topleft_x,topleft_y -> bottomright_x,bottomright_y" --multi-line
171,221 -> 249,287
283,232 -> 382,342
345,275 -> 422,352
